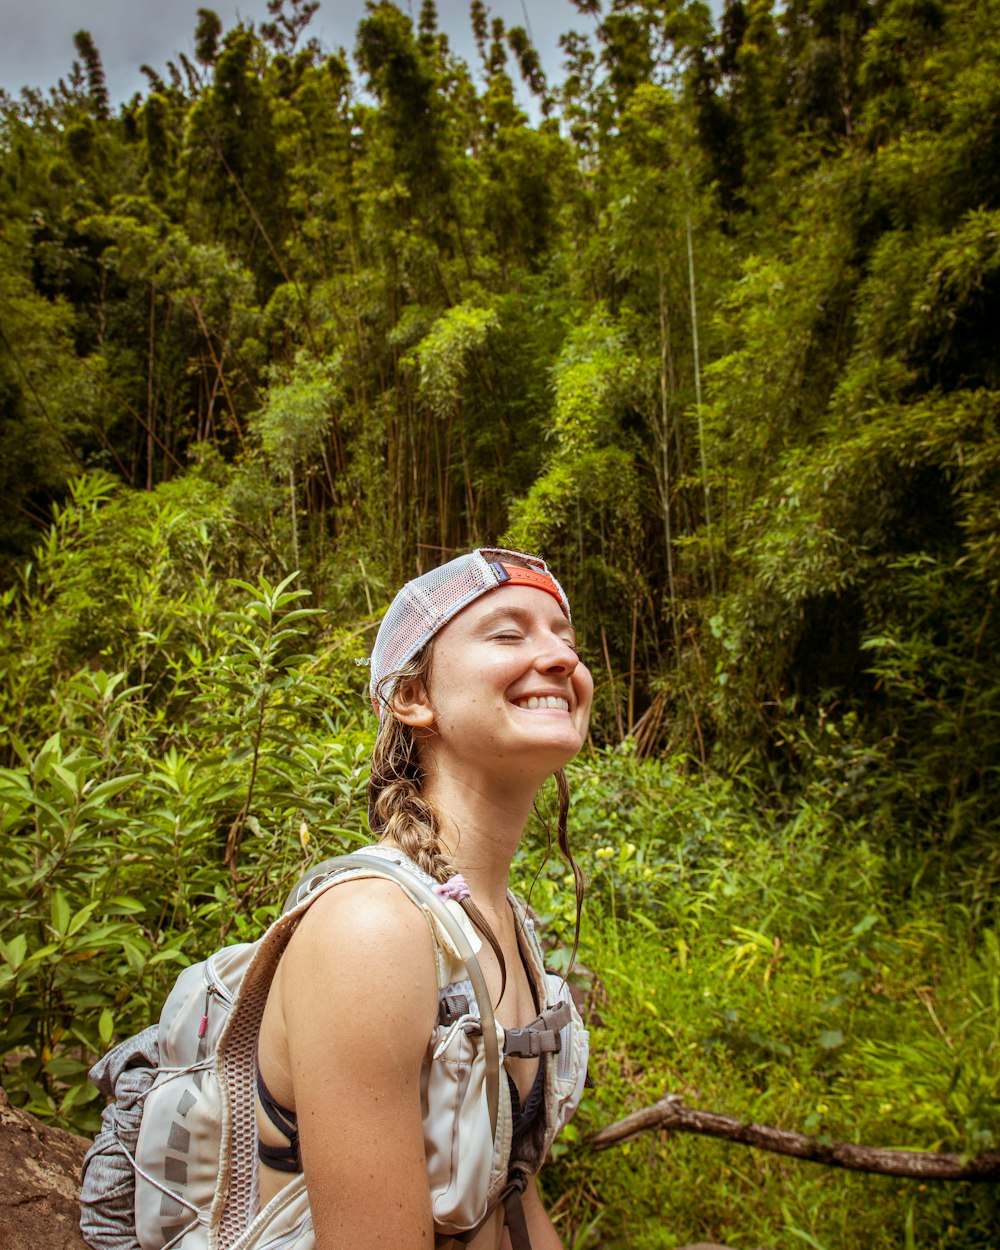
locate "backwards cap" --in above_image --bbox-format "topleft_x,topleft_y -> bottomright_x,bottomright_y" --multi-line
370,547 -> 570,715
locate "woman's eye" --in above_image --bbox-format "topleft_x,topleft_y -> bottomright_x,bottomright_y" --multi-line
492,632 -> 523,642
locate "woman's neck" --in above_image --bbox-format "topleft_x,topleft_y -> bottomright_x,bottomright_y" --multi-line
420,768 -> 538,914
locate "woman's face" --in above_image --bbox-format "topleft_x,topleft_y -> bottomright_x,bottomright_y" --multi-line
413,584 -> 593,778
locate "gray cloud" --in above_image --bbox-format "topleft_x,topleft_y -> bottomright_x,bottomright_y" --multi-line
1,0 -> 595,106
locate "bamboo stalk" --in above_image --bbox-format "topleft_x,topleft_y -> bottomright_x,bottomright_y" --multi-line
657,266 -> 683,664
147,283 -> 156,490
600,625 -> 624,742
289,466 -> 299,571
685,211 -> 717,600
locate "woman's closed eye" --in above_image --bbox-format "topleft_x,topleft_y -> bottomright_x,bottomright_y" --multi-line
490,631 -> 580,657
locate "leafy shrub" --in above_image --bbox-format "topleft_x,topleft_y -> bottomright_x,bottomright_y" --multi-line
0,479 -> 373,1125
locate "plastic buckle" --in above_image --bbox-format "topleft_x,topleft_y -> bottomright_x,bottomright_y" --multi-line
438,993 -> 470,1026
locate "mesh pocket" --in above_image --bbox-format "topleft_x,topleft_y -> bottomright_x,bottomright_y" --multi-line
80,1030 -> 159,1250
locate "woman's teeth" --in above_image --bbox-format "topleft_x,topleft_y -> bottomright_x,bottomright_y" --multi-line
515,696 -> 569,711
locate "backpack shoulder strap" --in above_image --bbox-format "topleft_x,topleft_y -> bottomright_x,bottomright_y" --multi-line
210,846 -> 500,1250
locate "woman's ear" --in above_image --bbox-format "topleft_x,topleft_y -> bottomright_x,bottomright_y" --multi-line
391,677 -> 435,729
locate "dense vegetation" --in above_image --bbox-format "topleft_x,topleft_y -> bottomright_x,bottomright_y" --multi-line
1,1 -> 998,1246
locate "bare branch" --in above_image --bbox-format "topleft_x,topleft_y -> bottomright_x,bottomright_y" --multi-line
588,1096 -> 1000,1182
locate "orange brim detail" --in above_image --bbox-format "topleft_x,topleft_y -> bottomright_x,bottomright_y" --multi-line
499,564 -> 569,615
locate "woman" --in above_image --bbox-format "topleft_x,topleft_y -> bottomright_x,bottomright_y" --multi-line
255,548 -> 594,1249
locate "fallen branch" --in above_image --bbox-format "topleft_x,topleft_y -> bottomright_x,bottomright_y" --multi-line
588,1095 -> 1000,1182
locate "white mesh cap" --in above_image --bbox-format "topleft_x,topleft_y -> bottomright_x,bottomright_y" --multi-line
370,547 -> 571,715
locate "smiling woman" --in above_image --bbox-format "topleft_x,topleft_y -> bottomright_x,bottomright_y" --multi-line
254,548 -> 593,1250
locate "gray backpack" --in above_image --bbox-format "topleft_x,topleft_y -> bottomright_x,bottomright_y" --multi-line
79,847 -> 588,1250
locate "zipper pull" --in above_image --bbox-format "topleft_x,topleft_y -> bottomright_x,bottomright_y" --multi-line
198,985 -> 213,1039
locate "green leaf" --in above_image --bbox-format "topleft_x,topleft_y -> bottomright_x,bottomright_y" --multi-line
818,1029 -> 845,1050
34,733 -> 62,781
81,774 -> 141,804
148,949 -> 191,966
50,889 -> 70,938
0,934 -> 27,970
67,902 -> 99,937
98,1007 -> 114,1046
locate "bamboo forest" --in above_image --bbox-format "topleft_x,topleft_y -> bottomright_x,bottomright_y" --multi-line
1,0 -> 998,1246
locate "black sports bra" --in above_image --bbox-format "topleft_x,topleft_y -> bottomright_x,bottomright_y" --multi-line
256,1069 -> 301,1174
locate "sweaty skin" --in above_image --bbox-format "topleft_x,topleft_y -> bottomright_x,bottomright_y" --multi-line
256,585 -> 593,1249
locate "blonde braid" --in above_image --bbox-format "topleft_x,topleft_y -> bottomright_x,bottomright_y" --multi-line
369,689 -> 455,884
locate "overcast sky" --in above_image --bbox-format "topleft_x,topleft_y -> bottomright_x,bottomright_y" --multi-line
0,0 -> 598,107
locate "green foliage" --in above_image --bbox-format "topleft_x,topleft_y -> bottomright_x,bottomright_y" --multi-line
520,751 -> 1000,1249
3,3 -> 1000,1243
0,477 -> 372,1123
411,301 -> 499,419
505,309 -> 650,656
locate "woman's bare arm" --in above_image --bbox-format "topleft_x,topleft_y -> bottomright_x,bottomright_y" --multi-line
519,1178 -> 564,1249
280,878 -> 440,1250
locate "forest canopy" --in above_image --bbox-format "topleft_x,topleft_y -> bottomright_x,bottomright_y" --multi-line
1,2 -> 998,1246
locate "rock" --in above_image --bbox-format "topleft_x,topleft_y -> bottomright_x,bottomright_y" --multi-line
0,1085 -> 89,1250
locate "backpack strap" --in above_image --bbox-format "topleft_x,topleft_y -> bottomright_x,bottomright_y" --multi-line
290,847 -> 501,1135
450,1169 -> 532,1250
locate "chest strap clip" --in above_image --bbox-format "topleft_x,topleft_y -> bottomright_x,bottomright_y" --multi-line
503,1000 -> 570,1059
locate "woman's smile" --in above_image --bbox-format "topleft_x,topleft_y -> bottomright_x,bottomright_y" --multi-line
511,694 -> 571,712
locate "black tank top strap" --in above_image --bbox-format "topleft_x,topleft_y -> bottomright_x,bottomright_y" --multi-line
256,1069 -> 302,1173
507,910 -> 548,1145
507,1055 -> 547,1144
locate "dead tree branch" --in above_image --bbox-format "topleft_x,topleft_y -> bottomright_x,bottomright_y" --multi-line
588,1096 -> 1000,1182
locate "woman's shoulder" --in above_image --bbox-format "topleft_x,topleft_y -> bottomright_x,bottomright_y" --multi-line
277,873 -> 440,1057
288,873 -> 435,960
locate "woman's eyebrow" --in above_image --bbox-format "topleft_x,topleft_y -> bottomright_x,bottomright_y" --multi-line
476,604 -> 578,644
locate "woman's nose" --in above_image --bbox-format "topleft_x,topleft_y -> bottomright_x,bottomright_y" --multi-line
536,634 -> 579,673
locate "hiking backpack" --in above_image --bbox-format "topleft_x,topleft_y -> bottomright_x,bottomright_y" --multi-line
79,846 -> 590,1250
